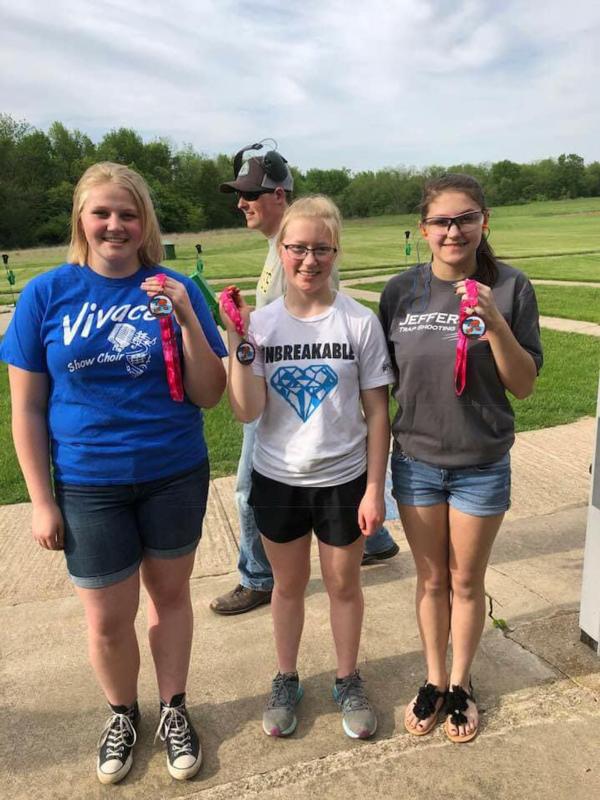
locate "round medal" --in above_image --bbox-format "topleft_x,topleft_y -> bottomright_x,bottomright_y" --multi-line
236,340 -> 256,365
149,293 -> 174,317
460,315 -> 486,339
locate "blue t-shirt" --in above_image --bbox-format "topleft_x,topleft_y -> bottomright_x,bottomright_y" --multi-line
0,263 -> 227,485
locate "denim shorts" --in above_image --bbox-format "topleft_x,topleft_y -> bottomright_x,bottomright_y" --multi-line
54,461 -> 209,589
391,452 -> 511,517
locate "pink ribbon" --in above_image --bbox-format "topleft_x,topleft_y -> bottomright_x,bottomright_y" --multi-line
454,278 -> 478,396
156,273 -> 184,402
220,286 -> 245,336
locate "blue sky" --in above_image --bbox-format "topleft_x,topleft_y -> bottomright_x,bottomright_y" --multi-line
2,0 -> 598,171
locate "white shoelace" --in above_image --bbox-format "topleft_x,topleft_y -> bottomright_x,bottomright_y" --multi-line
98,712 -> 137,759
154,705 -> 192,757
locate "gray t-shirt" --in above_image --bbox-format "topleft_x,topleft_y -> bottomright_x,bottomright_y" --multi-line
379,262 -> 543,468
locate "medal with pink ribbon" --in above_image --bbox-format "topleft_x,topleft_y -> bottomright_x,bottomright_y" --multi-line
220,285 -> 256,365
454,278 -> 486,396
148,273 -> 184,402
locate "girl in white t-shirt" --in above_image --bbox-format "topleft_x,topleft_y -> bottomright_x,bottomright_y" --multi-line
220,195 -> 393,740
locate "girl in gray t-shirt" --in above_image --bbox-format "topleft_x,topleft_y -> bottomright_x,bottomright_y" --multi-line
380,173 -> 542,744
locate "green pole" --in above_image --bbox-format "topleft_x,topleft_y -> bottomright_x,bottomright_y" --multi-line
2,254 -> 16,306
188,244 -> 224,328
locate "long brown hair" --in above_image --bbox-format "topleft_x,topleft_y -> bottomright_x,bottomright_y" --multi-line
420,173 -> 498,286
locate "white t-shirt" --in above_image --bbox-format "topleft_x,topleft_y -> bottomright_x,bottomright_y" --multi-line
249,292 -> 394,486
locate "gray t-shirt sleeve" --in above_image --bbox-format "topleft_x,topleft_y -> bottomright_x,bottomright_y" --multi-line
511,277 -> 543,373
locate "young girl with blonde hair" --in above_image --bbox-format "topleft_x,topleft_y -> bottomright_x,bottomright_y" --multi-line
220,195 -> 393,739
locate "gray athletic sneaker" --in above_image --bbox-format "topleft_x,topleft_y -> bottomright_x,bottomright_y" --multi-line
262,672 -> 304,737
332,670 -> 377,739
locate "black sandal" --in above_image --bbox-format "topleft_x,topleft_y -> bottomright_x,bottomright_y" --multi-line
404,681 -> 446,736
443,680 -> 478,743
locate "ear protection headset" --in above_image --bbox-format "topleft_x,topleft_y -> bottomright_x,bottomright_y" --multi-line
233,139 -> 289,182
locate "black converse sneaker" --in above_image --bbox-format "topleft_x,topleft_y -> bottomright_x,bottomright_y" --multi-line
96,701 -> 140,784
155,693 -> 202,780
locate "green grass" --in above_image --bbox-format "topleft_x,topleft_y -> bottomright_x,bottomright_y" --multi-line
349,281 -> 600,324
512,329 -> 599,430
533,285 -> 600,323
2,324 -> 598,504
0,362 -> 24,504
204,396 -> 242,479
345,251 -> 600,289
1,196 -> 599,304
1,195 -> 599,502
507,253 -> 600,282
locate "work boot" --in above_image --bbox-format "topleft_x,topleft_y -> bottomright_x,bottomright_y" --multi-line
210,584 -> 272,615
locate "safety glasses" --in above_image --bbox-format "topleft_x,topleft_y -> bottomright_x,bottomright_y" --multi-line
421,210 -> 485,233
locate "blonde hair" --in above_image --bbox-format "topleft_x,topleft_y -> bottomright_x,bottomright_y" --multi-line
276,194 -> 342,253
67,162 -> 164,266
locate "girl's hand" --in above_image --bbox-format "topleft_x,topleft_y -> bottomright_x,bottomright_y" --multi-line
140,275 -> 195,328
218,290 -> 252,337
358,488 -> 385,538
454,280 -> 504,333
32,500 -> 64,550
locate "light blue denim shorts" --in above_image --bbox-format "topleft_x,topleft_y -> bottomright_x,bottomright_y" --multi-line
391,451 -> 511,517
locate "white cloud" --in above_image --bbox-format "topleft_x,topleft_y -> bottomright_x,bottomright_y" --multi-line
0,0 -> 598,170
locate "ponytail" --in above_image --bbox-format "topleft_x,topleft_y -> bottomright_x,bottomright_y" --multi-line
475,233 -> 499,287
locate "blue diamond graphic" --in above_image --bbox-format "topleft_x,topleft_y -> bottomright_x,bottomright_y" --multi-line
270,365 -> 338,421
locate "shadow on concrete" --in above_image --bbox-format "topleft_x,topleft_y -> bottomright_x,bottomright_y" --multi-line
7,606 -> 599,797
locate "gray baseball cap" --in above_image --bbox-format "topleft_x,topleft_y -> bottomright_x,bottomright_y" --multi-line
219,155 -> 293,194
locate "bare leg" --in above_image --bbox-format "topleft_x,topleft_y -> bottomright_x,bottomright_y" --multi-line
75,572 -> 140,706
261,534 -> 312,673
318,536 -> 364,678
447,508 -> 504,738
141,551 -> 196,702
399,503 -> 450,732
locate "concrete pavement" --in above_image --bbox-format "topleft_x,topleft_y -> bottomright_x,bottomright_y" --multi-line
1,417 -> 599,799
1,270 -> 599,798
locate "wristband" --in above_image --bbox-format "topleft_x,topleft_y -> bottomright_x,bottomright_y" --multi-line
149,273 -> 184,402
454,278 -> 486,396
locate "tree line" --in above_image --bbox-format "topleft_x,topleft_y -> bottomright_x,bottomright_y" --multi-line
1,113 -> 599,249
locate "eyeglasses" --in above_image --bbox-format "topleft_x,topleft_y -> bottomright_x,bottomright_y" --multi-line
421,211 -> 484,233
282,244 -> 338,260
236,189 -> 275,202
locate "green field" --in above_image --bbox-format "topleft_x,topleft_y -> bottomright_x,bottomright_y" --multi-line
1,196 -> 599,505
350,281 -> 600,324
1,196 -> 599,304
1,322 -> 598,505
527,285 -> 600,324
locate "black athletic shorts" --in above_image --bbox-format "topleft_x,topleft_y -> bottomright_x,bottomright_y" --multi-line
249,469 -> 367,547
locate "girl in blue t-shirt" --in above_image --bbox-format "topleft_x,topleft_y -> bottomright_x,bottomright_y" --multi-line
0,162 -> 226,783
